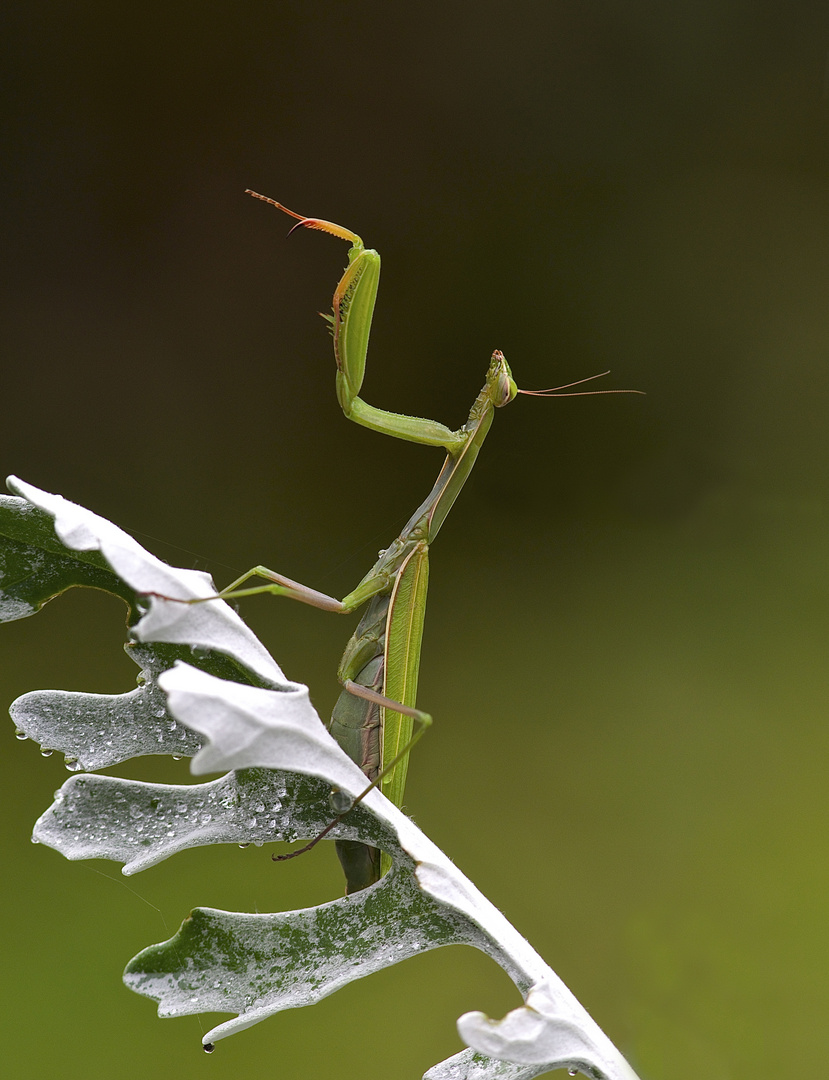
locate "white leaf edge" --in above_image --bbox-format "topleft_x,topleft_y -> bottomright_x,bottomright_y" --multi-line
6,477 -> 285,687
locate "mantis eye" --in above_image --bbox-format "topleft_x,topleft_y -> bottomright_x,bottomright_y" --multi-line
494,369 -> 518,407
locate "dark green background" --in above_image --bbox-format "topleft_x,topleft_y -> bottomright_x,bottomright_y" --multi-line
2,2 -> 829,1077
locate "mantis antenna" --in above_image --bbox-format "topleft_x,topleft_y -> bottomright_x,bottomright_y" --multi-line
519,371 -> 644,397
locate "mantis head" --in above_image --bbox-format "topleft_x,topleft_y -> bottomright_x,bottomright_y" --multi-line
488,349 -> 643,403
489,350 -> 519,407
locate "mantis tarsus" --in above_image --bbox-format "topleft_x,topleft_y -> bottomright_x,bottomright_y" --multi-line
208,191 -> 640,893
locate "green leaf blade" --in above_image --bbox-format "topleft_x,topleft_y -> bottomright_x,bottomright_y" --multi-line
34,768 -> 355,875
124,866 -> 478,1043
0,495 -> 135,622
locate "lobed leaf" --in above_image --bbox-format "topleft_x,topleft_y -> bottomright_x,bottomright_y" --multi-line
35,766 -> 392,876
3,478 -> 641,1080
12,643 -> 203,768
124,864 -> 491,1045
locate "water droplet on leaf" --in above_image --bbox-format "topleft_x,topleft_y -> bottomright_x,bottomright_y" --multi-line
203,1042 -> 215,1054
329,788 -> 352,814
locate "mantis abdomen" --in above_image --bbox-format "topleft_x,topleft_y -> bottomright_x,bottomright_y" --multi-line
329,543 -> 429,892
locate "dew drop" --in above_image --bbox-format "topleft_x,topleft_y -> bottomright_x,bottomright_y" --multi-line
203,1042 -> 215,1054
171,754 -> 183,761
568,1069 -> 578,1077
40,748 -> 53,757
333,792 -> 353,814
14,729 -> 28,741
238,842 -> 250,849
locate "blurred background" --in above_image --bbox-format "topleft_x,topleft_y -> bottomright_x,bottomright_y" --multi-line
2,2 -> 829,1077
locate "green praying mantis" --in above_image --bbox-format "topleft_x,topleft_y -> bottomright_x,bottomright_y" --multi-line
195,191 -> 640,893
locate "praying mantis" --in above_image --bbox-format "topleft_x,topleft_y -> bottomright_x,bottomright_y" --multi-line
209,191 -> 639,893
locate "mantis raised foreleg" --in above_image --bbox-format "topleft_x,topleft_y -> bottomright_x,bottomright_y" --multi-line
219,192 -> 640,892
